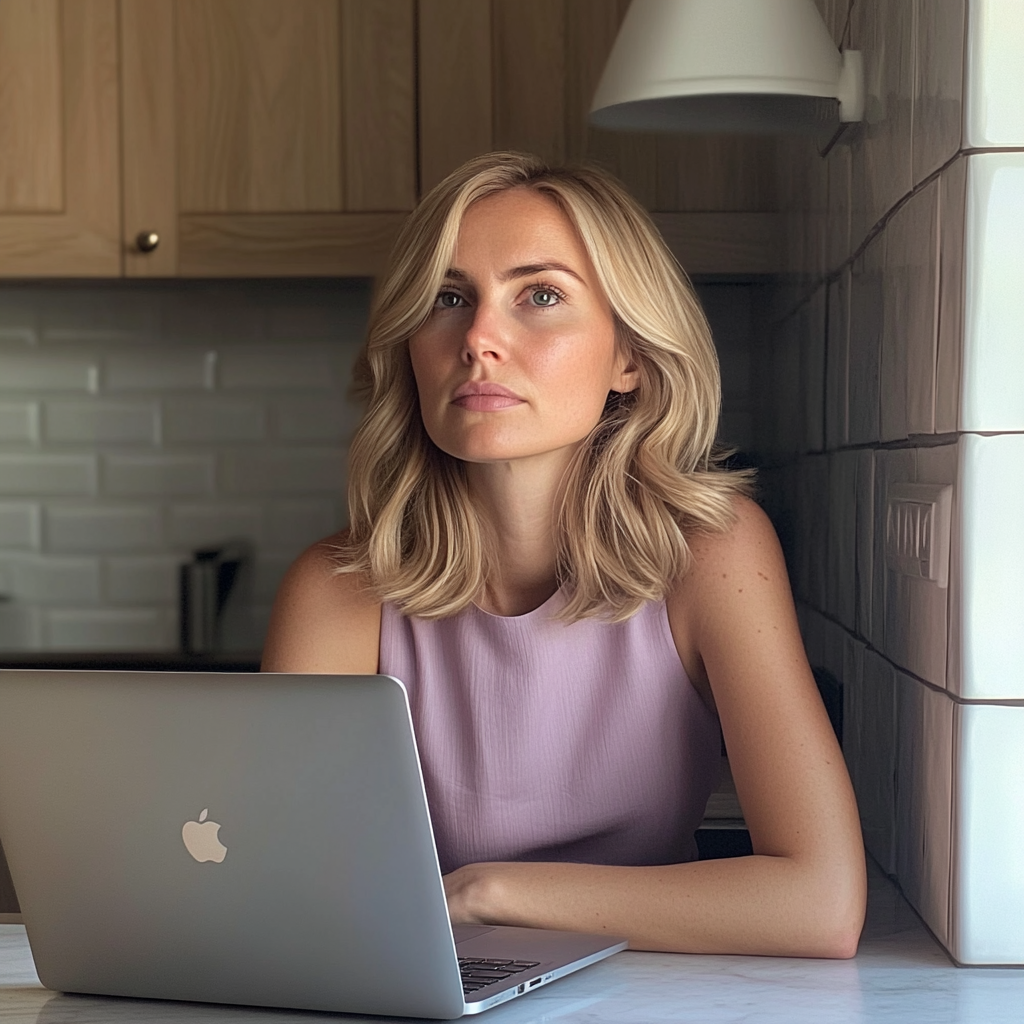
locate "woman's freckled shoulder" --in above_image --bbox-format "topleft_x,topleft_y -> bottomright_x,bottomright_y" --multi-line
680,496 -> 781,591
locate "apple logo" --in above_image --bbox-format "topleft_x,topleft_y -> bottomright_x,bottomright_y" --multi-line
181,808 -> 228,863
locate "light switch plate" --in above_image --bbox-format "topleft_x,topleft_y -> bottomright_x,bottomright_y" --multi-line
885,482 -> 952,588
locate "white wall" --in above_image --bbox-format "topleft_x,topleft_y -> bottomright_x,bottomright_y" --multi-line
0,280 -> 370,651
760,0 -> 1024,964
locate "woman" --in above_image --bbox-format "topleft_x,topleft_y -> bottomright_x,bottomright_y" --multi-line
262,152 -> 866,957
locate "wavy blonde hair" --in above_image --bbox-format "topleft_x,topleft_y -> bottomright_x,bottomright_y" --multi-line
336,151 -> 753,621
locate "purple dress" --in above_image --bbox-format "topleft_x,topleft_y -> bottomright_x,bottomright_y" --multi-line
379,589 -> 720,874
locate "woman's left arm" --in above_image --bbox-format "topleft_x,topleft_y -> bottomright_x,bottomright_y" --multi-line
444,498 -> 866,957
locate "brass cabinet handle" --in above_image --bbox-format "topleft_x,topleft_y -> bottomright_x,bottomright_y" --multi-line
135,231 -> 160,253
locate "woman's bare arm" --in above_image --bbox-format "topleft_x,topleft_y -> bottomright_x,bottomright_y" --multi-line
260,533 -> 381,674
443,499 -> 866,957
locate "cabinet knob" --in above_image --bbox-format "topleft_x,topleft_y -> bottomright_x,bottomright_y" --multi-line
135,231 -> 160,254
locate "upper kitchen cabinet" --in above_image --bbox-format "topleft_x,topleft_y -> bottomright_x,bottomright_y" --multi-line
0,0 -> 121,275
418,0 -> 778,275
121,0 -> 415,277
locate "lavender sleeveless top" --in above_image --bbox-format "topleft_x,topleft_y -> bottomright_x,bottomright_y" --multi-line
379,589 -> 720,874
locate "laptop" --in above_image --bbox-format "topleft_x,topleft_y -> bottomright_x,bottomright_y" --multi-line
0,670 -> 626,1018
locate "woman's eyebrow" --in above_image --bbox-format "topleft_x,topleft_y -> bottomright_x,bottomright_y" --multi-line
443,262 -> 586,285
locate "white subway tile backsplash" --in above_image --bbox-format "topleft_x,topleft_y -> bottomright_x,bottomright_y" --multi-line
38,288 -> 159,345
220,346 -> 343,391
964,0 -> 1024,147
272,397 -> 359,442
952,703 -> 1024,964
168,504 -> 264,549
104,555 -> 181,604
43,401 -> 158,444
44,607 -> 172,651
957,433 -> 1024,700
7,556 -> 101,605
962,153 -> 1024,431
895,672 -> 953,947
105,350 -> 214,392
0,354 -> 97,392
162,399 -> 266,442
221,448 -> 345,496
46,505 -> 162,552
266,499 -> 342,550
0,401 -> 38,442
0,504 -> 39,550
102,454 -> 214,497
912,0 -> 966,185
0,280 -> 371,654
0,455 -> 96,496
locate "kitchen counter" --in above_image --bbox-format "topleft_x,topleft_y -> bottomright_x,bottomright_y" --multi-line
2,863 -> 1023,1023
0,652 -> 261,672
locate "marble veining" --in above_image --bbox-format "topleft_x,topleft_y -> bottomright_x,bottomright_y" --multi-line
2,867 -> 1024,1024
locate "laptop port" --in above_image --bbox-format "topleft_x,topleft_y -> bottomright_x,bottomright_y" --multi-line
528,978 -> 541,988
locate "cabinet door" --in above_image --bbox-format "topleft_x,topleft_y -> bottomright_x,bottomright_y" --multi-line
0,0 -> 121,276
122,0 -> 415,277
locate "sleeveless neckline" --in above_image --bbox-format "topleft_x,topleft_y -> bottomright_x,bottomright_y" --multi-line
470,586 -> 565,621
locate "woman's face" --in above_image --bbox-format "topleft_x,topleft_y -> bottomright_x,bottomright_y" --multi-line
408,188 -> 637,468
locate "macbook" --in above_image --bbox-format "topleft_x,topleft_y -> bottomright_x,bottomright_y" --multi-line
0,670 -> 625,1018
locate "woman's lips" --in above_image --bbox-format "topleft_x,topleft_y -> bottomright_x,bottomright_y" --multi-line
451,382 -> 525,411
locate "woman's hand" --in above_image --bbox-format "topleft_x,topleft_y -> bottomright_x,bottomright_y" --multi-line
443,862 -> 508,925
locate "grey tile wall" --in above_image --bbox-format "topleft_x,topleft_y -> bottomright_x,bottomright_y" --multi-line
770,0 -> 1024,965
0,280 -> 371,652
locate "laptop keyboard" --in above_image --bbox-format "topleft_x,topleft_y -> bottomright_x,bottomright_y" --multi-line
459,957 -> 541,996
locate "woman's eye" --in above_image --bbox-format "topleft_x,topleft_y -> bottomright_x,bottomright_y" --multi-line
435,291 -> 465,309
529,288 -> 561,307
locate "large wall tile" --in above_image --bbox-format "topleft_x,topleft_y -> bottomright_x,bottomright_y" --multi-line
912,0 -> 966,184
956,433 -> 1024,700
962,153 -> 1024,431
796,455 -> 829,610
826,137 -> 852,272
951,703 -> 1024,964
880,180 -> 939,441
801,288 -> 827,453
895,672 -> 953,947
826,450 -> 858,630
848,234 -> 884,445
904,181 -> 940,436
854,449 -> 874,639
824,269 -> 850,449
849,0 -> 914,247
964,0 -> 1024,147
853,648 -> 897,874
935,157 -> 966,435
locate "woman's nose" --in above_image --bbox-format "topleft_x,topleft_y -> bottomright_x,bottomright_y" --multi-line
461,303 -> 508,364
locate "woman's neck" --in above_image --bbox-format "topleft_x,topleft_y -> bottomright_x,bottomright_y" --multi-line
465,452 -> 570,616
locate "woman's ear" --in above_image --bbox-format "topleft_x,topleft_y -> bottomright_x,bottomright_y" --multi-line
611,356 -> 640,395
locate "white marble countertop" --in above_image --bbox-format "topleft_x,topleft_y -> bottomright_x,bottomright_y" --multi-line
3,865 -> 1023,1024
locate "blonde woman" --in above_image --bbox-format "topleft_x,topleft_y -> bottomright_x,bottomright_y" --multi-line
262,152 -> 866,957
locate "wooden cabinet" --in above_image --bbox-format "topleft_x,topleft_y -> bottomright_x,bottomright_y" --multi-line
121,0 -> 415,277
0,0 -> 121,276
0,0 -> 778,278
418,0 -> 779,275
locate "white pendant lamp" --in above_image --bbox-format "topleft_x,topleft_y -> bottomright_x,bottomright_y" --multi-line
590,0 -> 863,135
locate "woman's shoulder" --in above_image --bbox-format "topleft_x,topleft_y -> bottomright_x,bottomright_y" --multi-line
260,529 -> 382,673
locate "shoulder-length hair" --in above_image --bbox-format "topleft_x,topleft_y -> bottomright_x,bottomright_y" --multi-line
335,151 -> 753,621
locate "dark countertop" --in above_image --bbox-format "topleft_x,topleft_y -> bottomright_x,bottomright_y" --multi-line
0,652 -> 262,672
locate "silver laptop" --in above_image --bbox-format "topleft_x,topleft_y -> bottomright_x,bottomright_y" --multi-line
0,670 -> 626,1018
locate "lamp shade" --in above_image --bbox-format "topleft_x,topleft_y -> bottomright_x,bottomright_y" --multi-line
590,0 -> 863,134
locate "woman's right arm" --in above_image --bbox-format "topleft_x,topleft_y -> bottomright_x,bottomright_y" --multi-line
260,534 -> 382,674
